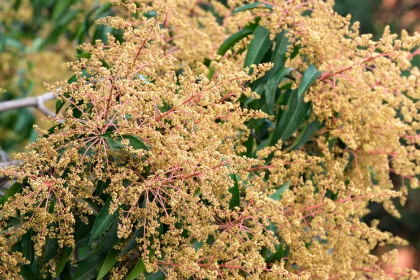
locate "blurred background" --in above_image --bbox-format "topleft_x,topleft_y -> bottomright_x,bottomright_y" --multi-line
0,0 -> 420,270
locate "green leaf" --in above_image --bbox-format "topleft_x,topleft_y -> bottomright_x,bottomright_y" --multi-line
244,26 -> 272,69
5,217 -> 20,228
126,259 -> 146,280
97,249 -> 118,280
266,243 -> 283,263
217,29 -> 253,56
0,181 -> 23,206
271,89 -> 311,145
121,135 -> 149,150
268,30 -> 290,77
270,65 -> 320,145
56,89 -> 72,114
89,220 -> 120,258
56,248 -> 70,277
121,226 -> 144,255
288,118 -> 320,150
270,181 -> 290,201
297,64 -> 321,99
90,197 -> 119,243
21,229 -> 34,263
104,136 -> 124,151
19,265 -> 38,280
73,197 -> 100,216
232,2 -> 273,14
75,52 -> 91,59
265,67 -> 293,115
42,234 -> 59,265
251,138 -> 270,158
145,270 -> 166,280
71,257 -> 104,280
102,134 -> 149,151
228,174 -> 240,210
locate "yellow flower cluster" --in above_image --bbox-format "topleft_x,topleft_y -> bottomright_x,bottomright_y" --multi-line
1,0 -> 420,279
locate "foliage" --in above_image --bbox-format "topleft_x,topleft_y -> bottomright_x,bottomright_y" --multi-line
1,0 -> 420,279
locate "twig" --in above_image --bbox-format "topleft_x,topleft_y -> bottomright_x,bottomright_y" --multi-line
0,160 -> 23,168
0,90 -> 58,116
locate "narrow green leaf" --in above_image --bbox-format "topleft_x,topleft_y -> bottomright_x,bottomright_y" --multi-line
126,259 -> 146,280
232,2 -> 273,14
21,229 -> 34,263
71,258 -> 104,280
19,265 -> 38,280
297,64 -> 321,99
88,220 -> 120,258
5,217 -> 20,228
266,243 -> 284,263
121,135 -> 148,150
217,29 -> 253,56
73,198 -> 100,216
228,174 -> 240,210
104,136 -> 124,151
270,181 -> 290,201
42,234 -> 59,265
97,249 -> 118,280
90,197 -> 119,243
0,181 -> 23,206
288,118 -> 320,150
75,52 -> 91,59
251,138 -> 270,158
244,26 -> 272,69
268,30 -> 290,77
56,248 -> 70,277
265,67 -> 293,115
145,270 -> 166,280
102,134 -> 148,151
271,90 -> 311,145
121,226 -> 144,255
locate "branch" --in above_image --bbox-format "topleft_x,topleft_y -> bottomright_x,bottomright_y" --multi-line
0,160 -> 23,168
0,90 -> 58,116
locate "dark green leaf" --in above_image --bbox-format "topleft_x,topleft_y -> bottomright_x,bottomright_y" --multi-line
90,197 -> 119,243
97,249 -> 118,280
268,30 -> 290,77
271,65 -> 320,144
121,226 -> 144,255
244,26 -> 272,69
126,259 -> 146,280
42,234 -> 59,265
232,2 -> 273,14
71,257 -> 104,280
5,217 -> 20,228
19,265 -> 38,280
75,52 -> 91,59
121,135 -> 148,150
217,29 -> 253,56
0,181 -> 23,206
289,118 -> 320,150
297,64 -> 321,99
88,220 -> 120,258
104,136 -> 124,151
265,67 -> 293,115
228,174 -> 240,210
56,248 -> 70,277
145,270 -> 166,280
271,90 -> 310,145
266,243 -> 283,263
21,229 -> 34,263
270,181 -> 290,201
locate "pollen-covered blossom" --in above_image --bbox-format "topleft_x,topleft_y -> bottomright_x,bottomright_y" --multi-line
1,0 -> 420,279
